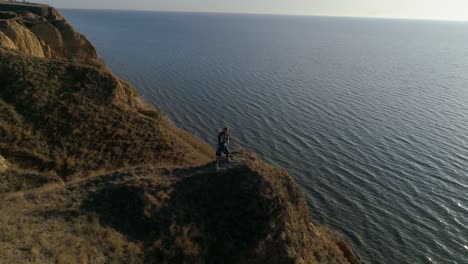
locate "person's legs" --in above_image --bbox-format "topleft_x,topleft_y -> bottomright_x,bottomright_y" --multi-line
216,146 -> 222,170
216,156 -> 221,170
224,146 -> 231,163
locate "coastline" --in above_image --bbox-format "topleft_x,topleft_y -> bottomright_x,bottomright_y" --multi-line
0,2 -> 361,263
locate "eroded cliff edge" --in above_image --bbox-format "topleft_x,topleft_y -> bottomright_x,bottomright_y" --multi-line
0,1 -> 96,60
0,2 -> 361,263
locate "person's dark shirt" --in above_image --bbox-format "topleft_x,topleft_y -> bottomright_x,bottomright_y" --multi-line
218,132 -> 229,146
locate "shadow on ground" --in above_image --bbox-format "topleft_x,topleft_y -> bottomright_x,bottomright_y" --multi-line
80,158 -> 285,264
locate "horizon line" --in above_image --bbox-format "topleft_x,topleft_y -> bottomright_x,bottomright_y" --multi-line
59,7 -> 468,23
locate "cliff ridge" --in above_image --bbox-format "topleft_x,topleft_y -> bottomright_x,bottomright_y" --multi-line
0,3 -> 361,263
0,1 -> 97,61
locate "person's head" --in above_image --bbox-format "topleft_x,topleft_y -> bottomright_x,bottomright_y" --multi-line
223,127 -> 229,133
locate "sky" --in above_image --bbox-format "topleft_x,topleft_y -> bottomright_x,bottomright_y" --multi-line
35,0 -> 468,21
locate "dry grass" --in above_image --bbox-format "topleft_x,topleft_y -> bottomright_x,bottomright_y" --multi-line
0,154 -> 361,264
0,47 -> 213,181
0,193 -> 144,263
73,153 -> 359,264
162,118 -> 214,159
0,167 -> 62,193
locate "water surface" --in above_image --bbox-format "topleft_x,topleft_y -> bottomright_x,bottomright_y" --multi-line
62,9 -> 468,263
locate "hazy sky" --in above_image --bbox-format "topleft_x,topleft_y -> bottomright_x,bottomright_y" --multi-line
36,0 -> 468,21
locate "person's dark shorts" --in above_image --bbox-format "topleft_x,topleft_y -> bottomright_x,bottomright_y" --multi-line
216,144 -> 230,156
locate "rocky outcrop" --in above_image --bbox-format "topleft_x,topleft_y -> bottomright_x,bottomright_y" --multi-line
0,2 -> 97,62
29,20 -> 64,56
0,19 -> 46,57
0,1 -> 62,20
0,30 -> 16,49
0,155 -> 7,172
51,19 -> 97,60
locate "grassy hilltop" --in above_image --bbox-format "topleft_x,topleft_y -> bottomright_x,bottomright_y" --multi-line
0,2 -> 361,263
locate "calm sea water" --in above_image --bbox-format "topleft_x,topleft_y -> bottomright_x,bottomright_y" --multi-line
61,9 -> 468,263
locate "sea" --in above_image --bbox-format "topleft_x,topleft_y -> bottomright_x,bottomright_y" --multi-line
61,9 -> 468,264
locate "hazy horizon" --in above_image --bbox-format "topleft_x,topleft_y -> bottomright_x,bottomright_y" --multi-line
33,0 -> 468,22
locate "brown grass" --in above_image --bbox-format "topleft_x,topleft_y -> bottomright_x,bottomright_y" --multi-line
0,166 -> 62,193
72,153 -> 359,263
0,47 -> 213,181
0,195 -> 144,263
0,153 -> 361,264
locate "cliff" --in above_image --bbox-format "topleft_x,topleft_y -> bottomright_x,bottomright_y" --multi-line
0,3 -> 361,263
0,1 -> 96,61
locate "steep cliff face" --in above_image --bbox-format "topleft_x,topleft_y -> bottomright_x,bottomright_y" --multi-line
51,19 -> 97,60
0,3 -> 361,264
0,19 -> 46,57
0,2 -> 96,61
0,30 -> 16,49
0,155 -> 7,172
29,20 -> 64,56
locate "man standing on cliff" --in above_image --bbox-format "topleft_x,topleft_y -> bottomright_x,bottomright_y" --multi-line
216,127 -> 231,171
